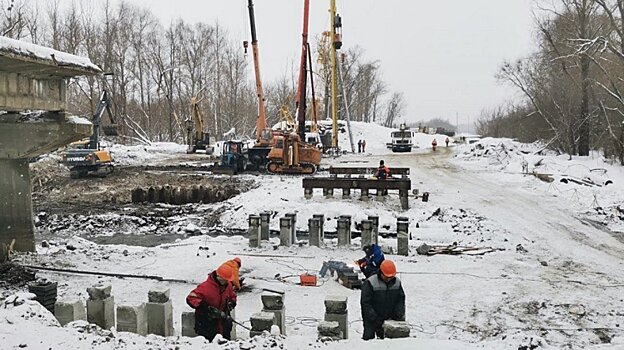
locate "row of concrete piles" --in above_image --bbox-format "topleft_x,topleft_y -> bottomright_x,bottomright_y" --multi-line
248,213 -> 411,256
54,284 -> 173,336
50,283 -> 409,341
131,185 -> 235,205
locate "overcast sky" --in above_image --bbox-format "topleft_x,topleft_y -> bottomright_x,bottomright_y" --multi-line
60,0 -> 536,126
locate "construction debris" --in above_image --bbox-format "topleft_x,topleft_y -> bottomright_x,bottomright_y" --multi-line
0,262 -> 36,287
415,242 -> 503,256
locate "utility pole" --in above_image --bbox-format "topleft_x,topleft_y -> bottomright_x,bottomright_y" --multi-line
330,0 -> 339,149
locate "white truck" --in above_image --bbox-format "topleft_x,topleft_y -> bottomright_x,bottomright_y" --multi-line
390,124 -> 414,152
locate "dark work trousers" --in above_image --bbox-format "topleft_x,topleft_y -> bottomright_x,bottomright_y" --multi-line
362,321 -> 385,340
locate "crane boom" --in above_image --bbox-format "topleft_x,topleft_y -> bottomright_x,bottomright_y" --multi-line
296,0 -> 310,140
247,0 -> 267,141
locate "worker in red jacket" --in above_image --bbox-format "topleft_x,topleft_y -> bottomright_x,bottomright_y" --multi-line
186,263 -> 237,341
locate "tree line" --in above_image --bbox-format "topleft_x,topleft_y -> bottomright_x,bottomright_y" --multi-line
1,0 -> 405,143
477,0 -> 624,164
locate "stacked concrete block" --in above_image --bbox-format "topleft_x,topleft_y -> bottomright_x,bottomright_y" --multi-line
304,187 -> 313,199
336,218 -> 350,247
86,284 -> 115,329
313,214 -> 325,240
248,214 -> 261,248
146,288 -> 173,336
249,312 -> 275,337
324,295 -> 348,339
259,212 -> 271,241
368,216 -> 379,245
342,187 -> 351,199
397,217 -> 409,256
261,293 -> 285,335
117,303 -> 147,335
54,299 -> 86,326
29,281 -> 57,313
360,220 -> 373,248
383,320 -> 411,338
279,217 -> 292,246
317,321 -> 341,340
286,212 -> 297,243
308,218 -> 322,247
181,311 -> 198,337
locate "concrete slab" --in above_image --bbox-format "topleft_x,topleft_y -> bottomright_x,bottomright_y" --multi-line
181,311 -> 198,337
383,320 -> 410,338
146,300 -> 174,336
54,299 -> 86,326
116,303 -> 147,335
86,296 -> 115,330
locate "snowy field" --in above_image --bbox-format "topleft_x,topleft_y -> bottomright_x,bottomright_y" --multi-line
2,122 -> 624,349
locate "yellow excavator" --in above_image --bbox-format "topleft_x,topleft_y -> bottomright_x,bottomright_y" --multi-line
186,97 -> 211,154
61,90 -> 118,178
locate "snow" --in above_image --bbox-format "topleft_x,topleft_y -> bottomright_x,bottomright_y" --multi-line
5,121 -> 624,349
66,115 -> 92,126
0,35 -> 101,72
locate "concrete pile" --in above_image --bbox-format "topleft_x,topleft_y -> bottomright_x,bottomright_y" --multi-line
323,295 -> 348,339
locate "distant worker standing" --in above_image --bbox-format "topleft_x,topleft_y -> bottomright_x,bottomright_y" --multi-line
186,264 -> 237,341
376,160 -> 390,180
358,139 -> 362,153
362,139 -> 367,152
360,260 -> 406,340
223,257 -> 243,291
431,138 -> 438,151
445,137 -> 450,147
357,244 -> 385,278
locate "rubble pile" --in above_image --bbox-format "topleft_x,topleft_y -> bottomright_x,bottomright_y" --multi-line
0,263 -> 36,288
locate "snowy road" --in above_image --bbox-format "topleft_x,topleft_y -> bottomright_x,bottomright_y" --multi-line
336,147 -> 624,348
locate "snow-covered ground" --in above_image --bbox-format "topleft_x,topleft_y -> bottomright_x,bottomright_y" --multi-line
3,121 -> 624,349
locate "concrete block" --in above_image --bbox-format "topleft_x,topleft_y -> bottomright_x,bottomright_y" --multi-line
279,217 -> 292,246
323,188 -> 334,198
181,311 -> 198,337
262,308 -> 285,336
324,295 -> 348,314
304,188 -> 313,199
260,212 -> 271,240
368,215 -> 379,245
250,312 -> 274,331
147,287 -> 170,303
261,293 -> 284,310
54,299 -> 86,326
337,218 -> 350,247
361,220 -> 373,248
324,312 -> 348,339
360,188 -> 369,201
230,308 -> 237,340
116,303 -> 147,335
146,300 -> 173,336
317,320 -> 341,338
383,320 -> 410,338
342,188 -> 351,199
87,296 -> 115,329
248,215 -> 261,248
397,220 -> 409,256
87,284 -> 112,301
308,218 -> 321,247
249,330 -> 265,337
313,214 -> 325,239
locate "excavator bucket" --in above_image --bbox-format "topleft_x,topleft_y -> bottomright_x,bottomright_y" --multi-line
102,124 -> 119,136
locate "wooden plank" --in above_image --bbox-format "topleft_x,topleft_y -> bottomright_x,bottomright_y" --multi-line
302,177 -> 411,190
329,166 -> 410,175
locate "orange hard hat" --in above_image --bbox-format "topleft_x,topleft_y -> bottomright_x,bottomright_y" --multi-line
233,257 -> 242,266
380,260 -> 397,278
216,263 -> 234,281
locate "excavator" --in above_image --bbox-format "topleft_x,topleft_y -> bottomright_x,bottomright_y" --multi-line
61,90 -> 118,178
186,97 -> 212,154
266,0 -> 321,174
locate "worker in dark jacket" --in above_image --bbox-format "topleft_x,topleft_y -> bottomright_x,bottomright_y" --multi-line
360,260 -> 405,340
357,244 -> 385,278
186,263 -> 237,341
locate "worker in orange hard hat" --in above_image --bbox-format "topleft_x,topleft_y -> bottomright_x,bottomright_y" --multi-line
223,257 -> 243,291
360,260 -> 406,340
186,263 -> 237,341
